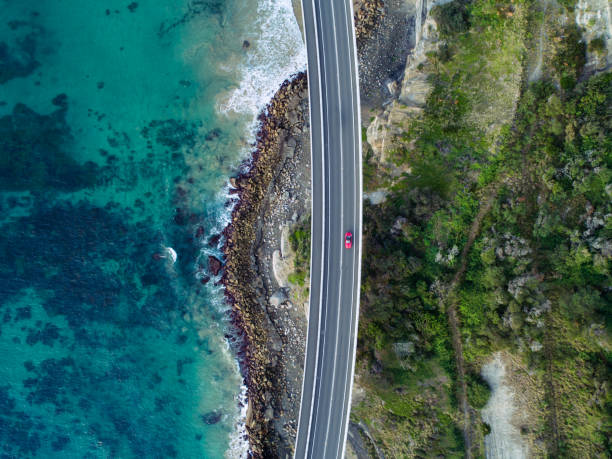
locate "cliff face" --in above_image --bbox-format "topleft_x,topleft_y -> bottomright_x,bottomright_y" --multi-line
576,0 -> 612,72
366,0 -> 440,163
356,0 -> 423,109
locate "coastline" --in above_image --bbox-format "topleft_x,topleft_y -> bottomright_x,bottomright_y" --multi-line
221,72 -> 309,457
220,2 -> 387,456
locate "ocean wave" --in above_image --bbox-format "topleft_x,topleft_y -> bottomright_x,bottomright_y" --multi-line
213,0 -> 306,456
225,382 -> 249,459
218,0 -> 307,131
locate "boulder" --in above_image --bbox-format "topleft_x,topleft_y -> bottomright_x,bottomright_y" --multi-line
269,290 -> 288,307
208,256 -> 223,276
201,410 -> 222,425
208,233 -> 221,247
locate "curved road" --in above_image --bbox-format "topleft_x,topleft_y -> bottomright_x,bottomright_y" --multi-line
294,0 -> 362,457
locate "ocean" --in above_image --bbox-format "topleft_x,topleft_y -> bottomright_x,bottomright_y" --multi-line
0,0 -> 305,457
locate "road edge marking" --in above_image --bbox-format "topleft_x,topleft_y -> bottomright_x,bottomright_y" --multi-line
321,0 -> 345,453
294,0 -> 326,456
339,0 -> 363,456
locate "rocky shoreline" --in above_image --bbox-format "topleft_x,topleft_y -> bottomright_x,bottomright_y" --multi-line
219,1 -> 409,456
221,72 -> 310,458
217,1 -> 406,456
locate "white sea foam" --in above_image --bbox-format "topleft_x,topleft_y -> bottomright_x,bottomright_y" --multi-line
164,246 -> 178,263
213,0 -> 306,456
225,382 -> 249,458
218,0 -> 307,132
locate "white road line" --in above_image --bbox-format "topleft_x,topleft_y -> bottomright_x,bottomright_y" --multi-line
310,0 -> 334,453
294,0 -> 326,454
335,0 -> 358,455
321,0 -> 345,453
339,0 -> 364,454
295,0 -> 363,455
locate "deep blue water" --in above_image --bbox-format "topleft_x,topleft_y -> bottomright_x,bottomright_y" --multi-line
0,0 -> 304,457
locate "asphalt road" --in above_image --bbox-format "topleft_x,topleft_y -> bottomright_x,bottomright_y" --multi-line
294,0 -> 362,457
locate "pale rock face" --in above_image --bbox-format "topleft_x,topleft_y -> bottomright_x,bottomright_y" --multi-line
272,225 -> 300,288
365,0 -> 440,162
270,289 -> 288,307
576,0 -> 612,71
363,189 -> 388,204
481,353 -> 530,459
272,249 -> 290,288
280,225 -> 291,259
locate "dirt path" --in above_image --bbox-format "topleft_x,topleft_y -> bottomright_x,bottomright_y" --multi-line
442,184 -> 500,459
517,117 -> 561,454
543,330 -> 561,455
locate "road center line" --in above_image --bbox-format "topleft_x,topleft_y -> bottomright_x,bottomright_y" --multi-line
309,0 -> 334,451
321,0 -> 345,453
335,0 -> 358,455
294,0 -> 328,454
339,0 -> 364,454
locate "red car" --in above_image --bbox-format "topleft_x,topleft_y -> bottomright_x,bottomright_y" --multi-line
344,231 -> 353,249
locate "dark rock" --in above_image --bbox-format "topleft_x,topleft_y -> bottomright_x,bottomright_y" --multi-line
173,208 -> 188,225
208,256 -> 223,276
205,128 -> 221,141
0,102 -> 98,191
0,32 -> 40,84
208,234 -> 221,247
201,410 -> 222,425
200,276 -> 210,285
51,93 -> 68,108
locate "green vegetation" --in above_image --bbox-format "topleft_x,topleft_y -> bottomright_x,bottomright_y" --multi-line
553,25 -> 586,90
431,0 -> 471,37
589,36 -> 606,55
354,0 -> 610,456
466,373 -> 491,410
288,270 -> 307,287
363,144 -> 391,192
289,217 -> 311,287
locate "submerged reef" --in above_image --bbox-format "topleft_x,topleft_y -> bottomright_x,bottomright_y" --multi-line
0,100 -> 98,191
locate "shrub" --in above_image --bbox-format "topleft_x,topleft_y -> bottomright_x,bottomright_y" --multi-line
467,372 -> 492,409
588,36 -> 606,55
432,1 -> 471,37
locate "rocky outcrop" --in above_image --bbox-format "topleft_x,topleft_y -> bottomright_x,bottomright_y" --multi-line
356,0 -> 420,108
576,0 -> 612,73
481,352 -> 547,459
354,0 -> 386,43
208,255 -> 222,276
365,0 -> 440,162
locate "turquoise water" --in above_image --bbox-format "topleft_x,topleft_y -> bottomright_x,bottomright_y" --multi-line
0,0 -> 304,457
